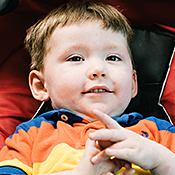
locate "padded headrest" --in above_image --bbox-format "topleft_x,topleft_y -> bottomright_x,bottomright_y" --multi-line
125,24 -> 175,122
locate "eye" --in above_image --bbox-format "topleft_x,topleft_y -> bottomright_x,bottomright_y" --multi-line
105,55 -> 121,62
67,56 -> 85,62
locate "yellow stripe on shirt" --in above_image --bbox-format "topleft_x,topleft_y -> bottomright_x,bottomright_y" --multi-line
33,143 -> 85,174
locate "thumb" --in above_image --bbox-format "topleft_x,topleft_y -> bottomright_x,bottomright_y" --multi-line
85,138 -> 99,157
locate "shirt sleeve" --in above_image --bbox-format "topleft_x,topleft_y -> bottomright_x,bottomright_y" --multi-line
144,117 -> 175,153
0,123 -> 34,174
127,117 -> 175,154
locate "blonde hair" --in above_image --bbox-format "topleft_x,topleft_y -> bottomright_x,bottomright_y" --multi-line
25,1 -> 134,71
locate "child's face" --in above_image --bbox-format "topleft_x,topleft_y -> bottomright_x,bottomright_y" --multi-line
41,21 -> 137,121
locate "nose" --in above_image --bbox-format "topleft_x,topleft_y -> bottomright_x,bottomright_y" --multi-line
86,63 -> 108,80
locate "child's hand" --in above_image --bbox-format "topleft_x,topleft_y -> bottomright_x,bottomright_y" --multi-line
89,110 -> 175,174
73,137 -> 120,175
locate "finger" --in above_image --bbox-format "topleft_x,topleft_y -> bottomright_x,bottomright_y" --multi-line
93,109 -> 123,130
91,145 -> 131,165
91,147 -> 127,165
91,149 -> 108,164
98,140 -> 114,149
124,162 -> 132,169
101,172 -> 114,175
105,147 -> 135,162
89,128 -> 125,142
91,141 -> 133,163
119,168 -> 135,175
85,138 -> 100,157
113,160 -> 135,175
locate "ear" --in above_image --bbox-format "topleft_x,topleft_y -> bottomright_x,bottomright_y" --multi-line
29,70 -> 50,101
132,70 -> 138,98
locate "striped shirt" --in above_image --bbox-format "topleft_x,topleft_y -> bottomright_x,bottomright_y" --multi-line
0,109 -> 175,175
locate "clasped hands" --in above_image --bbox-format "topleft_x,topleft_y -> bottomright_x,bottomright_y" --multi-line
88,109 -> 161,175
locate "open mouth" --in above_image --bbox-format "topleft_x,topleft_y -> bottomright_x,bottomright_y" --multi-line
82,88 -> 113,94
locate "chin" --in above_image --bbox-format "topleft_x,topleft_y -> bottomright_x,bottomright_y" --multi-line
95,107 -> 124,118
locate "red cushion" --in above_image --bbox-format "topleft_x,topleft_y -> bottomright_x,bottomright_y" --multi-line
160,49 -> 175,125
0,46 -> 41,149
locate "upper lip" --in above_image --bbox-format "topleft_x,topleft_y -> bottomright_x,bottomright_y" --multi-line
82,85 -> 113,94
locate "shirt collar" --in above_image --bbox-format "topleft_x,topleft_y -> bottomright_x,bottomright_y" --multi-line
38,109 -> 143,127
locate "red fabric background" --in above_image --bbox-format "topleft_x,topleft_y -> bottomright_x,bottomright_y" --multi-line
0,0 -> 175,149
161,50 -> 175,125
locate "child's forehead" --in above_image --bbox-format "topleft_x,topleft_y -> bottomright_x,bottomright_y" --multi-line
51,20 -> 126,42
47,21 -> 128,53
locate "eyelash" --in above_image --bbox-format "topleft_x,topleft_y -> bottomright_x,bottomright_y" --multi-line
67,56 -> 85,62
66,55 -> 121,62
105,55 -> 121,62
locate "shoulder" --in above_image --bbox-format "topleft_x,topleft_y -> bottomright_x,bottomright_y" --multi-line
15,110 -> 60,133
14,109 -> 84,134
142,116 -> 175,133
121,112 -> 175,134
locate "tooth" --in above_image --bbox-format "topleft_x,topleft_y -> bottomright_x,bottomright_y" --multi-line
88,89 -> 107,93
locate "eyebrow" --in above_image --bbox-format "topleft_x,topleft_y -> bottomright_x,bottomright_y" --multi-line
52,44 -> 88,60
46,40 -> 129,60
61,43 -> 89,54
103,43 -> 128,52
65,43 -> 127,52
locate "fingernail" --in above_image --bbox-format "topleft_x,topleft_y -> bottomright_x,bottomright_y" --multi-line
92,109 -> 101,116
131,168 -> 135,174
91,156 -> 97,164
89,133 -> 94,139
94,109 -> 100,115
106,148 -> 112,154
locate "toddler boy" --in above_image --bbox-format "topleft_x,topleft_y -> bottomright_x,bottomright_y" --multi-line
0,1 -> 175,175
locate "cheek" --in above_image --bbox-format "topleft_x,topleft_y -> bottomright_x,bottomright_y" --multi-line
113,74 -> 133,97
46,70 -> 83,97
